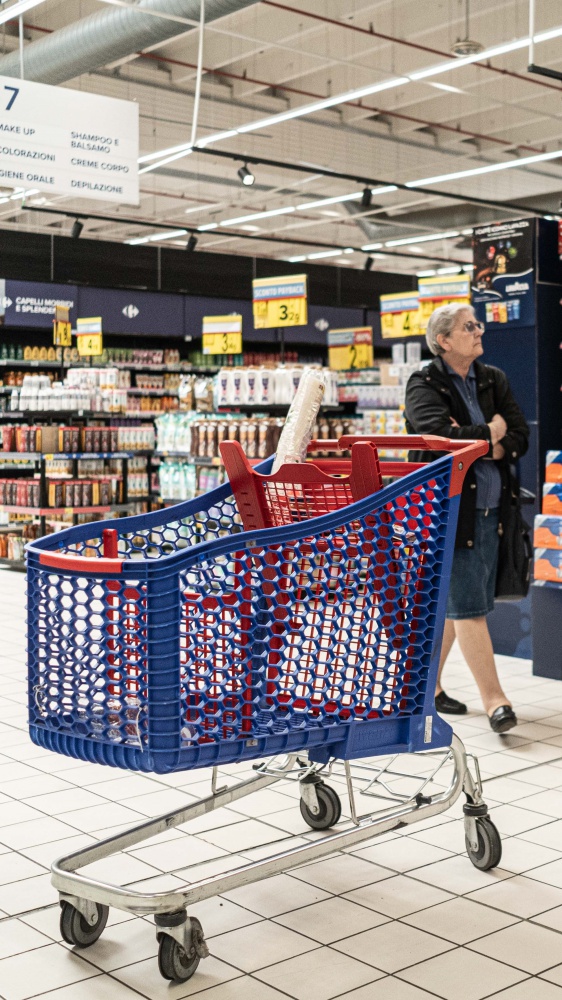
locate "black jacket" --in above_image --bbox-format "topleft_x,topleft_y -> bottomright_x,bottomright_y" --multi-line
404,356 -> 529,549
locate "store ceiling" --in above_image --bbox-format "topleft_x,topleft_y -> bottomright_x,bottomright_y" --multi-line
1,0 -> 562,277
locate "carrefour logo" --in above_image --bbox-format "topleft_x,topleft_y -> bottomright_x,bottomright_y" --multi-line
315,318 -> 329,331
122,304 -> 139,318
1,296 -> 13,308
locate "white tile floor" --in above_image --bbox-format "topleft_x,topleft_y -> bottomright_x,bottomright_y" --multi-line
3,567 -> 562,998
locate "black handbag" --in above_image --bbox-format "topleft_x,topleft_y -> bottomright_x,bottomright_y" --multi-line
495,469 -> 533,602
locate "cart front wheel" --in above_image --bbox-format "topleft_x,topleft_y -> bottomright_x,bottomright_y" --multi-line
466,816 -> 502,870
60,901 -> 108,947
157,919 -> 205,983
300,783 -> 342,830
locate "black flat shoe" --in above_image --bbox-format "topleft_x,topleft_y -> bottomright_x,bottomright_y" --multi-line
489,705 -> 517,734
435,690 -> 467,716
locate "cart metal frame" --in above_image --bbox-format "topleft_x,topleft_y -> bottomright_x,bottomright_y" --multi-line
52,733 -> 494,970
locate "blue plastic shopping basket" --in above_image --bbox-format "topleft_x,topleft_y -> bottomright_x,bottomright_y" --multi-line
26,434 -> 487,774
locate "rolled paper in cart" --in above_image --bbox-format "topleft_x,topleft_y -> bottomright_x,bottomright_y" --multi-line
272,367 -> 326,473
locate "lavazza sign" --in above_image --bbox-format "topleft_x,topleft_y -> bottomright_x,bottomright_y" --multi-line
0,76 -> 139,205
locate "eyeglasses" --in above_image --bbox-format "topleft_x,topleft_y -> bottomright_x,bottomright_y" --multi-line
463,320 -> 485,334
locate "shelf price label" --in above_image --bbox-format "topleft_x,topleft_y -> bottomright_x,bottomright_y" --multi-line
252,274 -> 307,329
76,317 -> 103,357
328,327 -> 373,370
380,291 -> 421,339
202,315 -> 242,355
53,304 -> 72,347
417,274 -> 470,331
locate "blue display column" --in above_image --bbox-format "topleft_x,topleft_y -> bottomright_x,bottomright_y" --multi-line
473,219 -> 562,659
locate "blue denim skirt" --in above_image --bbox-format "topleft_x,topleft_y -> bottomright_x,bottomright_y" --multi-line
446,508 -> 500,620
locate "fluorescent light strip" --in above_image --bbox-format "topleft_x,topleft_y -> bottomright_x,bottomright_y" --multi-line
306,249 -> 344,259
126,228 -> 187,245
406,147 -> 562,188
195,185 -> 398,234
361,242 -> 383,251
427,82 -> 466,94
219,205 -> 296,226
138,26 -> 562,171
385,230 -> 460,247
437,266 -> 462,274
138,77 -> 409,166
0,0 -> 48,26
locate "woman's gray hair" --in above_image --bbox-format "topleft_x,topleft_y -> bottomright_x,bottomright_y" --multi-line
425,302 -> 474,355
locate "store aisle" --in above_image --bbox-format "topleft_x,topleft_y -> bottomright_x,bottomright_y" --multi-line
3,567 -> 562,1000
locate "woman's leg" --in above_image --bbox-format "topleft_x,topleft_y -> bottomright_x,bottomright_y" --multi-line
453,616 -> 511,715
435,618 -> 456,696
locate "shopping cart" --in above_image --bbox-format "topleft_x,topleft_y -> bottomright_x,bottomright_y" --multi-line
26,433 -> 500,984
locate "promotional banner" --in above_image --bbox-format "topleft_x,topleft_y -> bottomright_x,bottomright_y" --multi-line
417,274 -> 471,331
77,287 -> 184,336
0,76 -> 139,204
472,219 -> 535,328
3,280 -> 78,327
380,291 -> 421,339
252,274 -> 308,328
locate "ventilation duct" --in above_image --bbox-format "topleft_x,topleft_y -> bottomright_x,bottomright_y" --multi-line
0,0 -> 259,85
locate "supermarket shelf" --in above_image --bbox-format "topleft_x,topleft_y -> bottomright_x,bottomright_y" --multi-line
155,453 -> 223,466
0,451 -> 135,460
217,403 -> 342,414
0,557 -> 25,571
0,359 -> 219,373
0,502 -> 139,516
0,410 -> 159,421
126,388 -> 180,396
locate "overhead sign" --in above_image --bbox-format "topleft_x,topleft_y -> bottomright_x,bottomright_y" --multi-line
417,273 -> 471,331
76,317 -> 103,357
202,315 -> 242,355
3,280 -> 78,327
253,274 -> 308,328
328,327 -> 373,369
380,291 -> 421,339
0,75 -> 139,204
471,219 -> 535,328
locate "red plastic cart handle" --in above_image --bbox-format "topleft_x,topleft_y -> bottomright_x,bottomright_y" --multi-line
39,552 -> 123,573
38,529 -> 123,573
330,435 -> 489,498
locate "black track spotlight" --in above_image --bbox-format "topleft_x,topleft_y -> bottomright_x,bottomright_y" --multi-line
237,163 -> 255,186
364,256 -> 374,271
186,234 -> 198,252
361,187 -> 373,208
71,219 -> 84,239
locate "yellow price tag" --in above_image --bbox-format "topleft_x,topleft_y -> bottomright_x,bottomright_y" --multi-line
202,331 -> 242,355
253,296 -> 307,329
53,321 -> 72,347
328,327 -> 374,370
381,309 -> 421,339
77,333 -> 103,357
252,274 -> 308,329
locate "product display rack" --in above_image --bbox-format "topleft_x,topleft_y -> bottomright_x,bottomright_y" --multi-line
0,448 -> 153,543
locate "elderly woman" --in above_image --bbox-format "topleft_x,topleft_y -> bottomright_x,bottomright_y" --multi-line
405,303 -> 529,733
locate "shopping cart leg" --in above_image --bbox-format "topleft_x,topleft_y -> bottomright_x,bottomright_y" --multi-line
460,738 -> 502,870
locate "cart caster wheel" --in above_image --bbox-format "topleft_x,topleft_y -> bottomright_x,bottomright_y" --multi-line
157,919 -> 205,983
60,900 -> 108,947
300,783 -> 342,830
466,816 -> 502,870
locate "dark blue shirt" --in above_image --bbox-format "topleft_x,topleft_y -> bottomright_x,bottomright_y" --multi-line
443,361 -> 502,510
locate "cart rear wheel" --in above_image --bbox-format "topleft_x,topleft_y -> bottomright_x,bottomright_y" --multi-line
466,816 -> 502,870
157,923 -> 204,983
300,783 -> 342,830
60,901 -> 108,947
